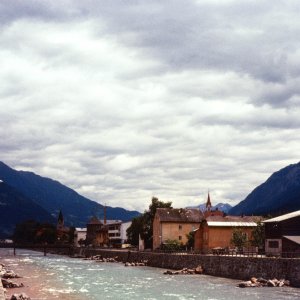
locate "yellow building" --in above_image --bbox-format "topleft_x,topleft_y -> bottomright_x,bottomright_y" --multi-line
153,208 -> 204,250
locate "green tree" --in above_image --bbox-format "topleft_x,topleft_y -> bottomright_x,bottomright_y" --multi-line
162,239 -> 182,251
231,228 -> 247,250
251,221 -> 265,249
186,231 -> 195,249
127,197 -> 172,248
126,214 -> 146,246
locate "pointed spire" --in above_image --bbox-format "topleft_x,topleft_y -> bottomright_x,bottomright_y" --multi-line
57,210 -> 64,231
206,191 -> 212,211
103,204 -> 107,225
58,210 -> 64,223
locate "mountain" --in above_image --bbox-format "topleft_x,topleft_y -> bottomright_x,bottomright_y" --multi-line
0,180 -> 55,237
0,161 -> 140,228
187,202 -> 232,213
229,162 -> 300,216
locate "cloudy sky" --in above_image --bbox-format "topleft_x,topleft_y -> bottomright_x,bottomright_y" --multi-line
1,0 -> 300,212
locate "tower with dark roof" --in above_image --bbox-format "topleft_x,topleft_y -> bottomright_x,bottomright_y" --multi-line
206,192 -> 212,212
57,210 -> 64,231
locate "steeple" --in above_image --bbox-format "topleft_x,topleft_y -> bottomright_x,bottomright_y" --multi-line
103,204 -> 107,225
206,192 -> 212,212
57,210 -> 64,230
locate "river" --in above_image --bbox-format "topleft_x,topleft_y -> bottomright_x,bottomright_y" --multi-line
1,249 -> 300,300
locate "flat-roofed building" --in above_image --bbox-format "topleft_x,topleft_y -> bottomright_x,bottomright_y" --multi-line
263,210 -> 300,256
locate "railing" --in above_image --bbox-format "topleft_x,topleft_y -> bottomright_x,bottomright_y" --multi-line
0,242 -> 73,256
151,247 -> 300,258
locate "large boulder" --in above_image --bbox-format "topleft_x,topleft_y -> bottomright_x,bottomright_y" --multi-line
195,265 -> 204,274
1,278 -> 24,288
2,270 -> 21,279
9,293 -> 31,300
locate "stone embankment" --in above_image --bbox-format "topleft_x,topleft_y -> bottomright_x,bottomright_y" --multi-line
76,248 -> 300,287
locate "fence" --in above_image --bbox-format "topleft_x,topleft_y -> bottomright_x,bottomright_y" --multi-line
152,247 -> 300,258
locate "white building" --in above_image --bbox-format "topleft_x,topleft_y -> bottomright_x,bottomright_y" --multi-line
74,227 -> 87,246
100,220 -> 132,245
120,221 -> 132,244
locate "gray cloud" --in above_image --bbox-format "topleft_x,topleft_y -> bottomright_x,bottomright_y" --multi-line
1,1 -> 300,211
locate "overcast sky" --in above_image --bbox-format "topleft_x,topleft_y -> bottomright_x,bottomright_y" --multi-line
1,0 -> 300,212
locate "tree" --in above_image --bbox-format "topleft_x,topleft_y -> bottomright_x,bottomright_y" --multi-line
251,221 -> 265,249
186,231 -> 195,249
127,197 -> 172,248
231,228 -> 247,250
126,214 -> 146,246
13,220 -> 56,244
162,239 -> 182,251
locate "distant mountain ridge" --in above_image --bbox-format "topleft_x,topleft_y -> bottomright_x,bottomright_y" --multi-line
0,161 -> 140,231
187,202 -> 232,213
0,181 -> 55,237
229,162 -> 300,216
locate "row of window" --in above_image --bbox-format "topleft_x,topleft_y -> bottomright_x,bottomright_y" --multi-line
109,233 -> 120,237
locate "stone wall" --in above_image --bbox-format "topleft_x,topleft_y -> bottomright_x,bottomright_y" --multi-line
78,248 -> 300,287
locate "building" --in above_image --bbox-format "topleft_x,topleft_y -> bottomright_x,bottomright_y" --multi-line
153,208 -> 204,250
74,228 -> 87,246
104,220 -> 122,246
86,216 -> 109,247
103,220 -> 132,246
56,210 -> 70,241
120,221 -> 132,244
263,210 -> 300,256
194,215 -> 259,252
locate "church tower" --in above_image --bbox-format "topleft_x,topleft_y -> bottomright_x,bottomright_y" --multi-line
206,192 -> 212,212
57,210 -> 64,231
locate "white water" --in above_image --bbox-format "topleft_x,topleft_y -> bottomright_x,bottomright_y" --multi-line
1,249 -> 300,300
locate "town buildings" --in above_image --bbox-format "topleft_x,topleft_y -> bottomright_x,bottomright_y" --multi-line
84,217 -> 131,247
152,193 -> 260,252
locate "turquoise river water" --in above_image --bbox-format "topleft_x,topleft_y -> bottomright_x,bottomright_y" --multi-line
1,249 -> 300,300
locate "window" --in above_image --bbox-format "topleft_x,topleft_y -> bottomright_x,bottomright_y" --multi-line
179,225 -> 182,230
269,241 -> 279,248
179,236 -> 182,240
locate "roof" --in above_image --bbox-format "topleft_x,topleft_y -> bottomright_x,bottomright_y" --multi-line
206,215 -> 259,227
207,221 -> 257,227
100,219 -> 122,225
75,227 -> 87,232
155,208 -> 204,223
263,210 -> 300,223
283,236 -> 300,245
87,216 -> 102,225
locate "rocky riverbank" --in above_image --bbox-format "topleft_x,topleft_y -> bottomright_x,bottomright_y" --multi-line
0,263 -> 30,300
238,276 -> 291,288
